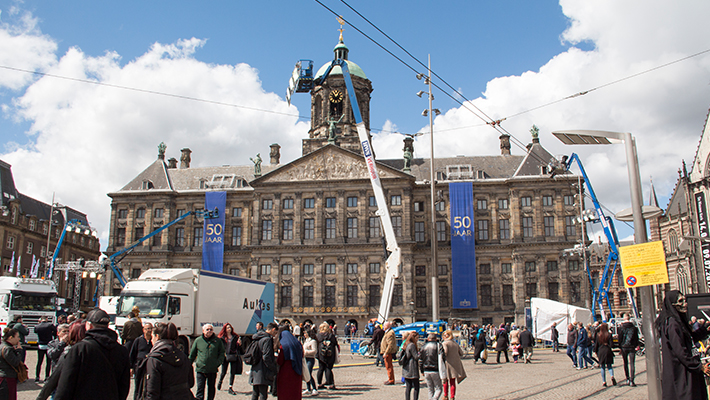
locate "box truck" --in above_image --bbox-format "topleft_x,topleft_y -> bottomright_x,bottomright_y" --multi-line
115,269 -> 274,351
0,277 -> 57,345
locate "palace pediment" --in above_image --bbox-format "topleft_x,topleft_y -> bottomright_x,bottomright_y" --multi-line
253,144 -> 411,184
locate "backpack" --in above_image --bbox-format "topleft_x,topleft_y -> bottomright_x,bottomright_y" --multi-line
621,324 -> 639,348
243,339 -> 262,365
320,337 -> 335,359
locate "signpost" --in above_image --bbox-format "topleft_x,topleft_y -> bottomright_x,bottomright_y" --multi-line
619,241 -> 669,288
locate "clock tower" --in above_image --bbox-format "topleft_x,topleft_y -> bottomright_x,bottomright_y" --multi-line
302,33 -> 373,156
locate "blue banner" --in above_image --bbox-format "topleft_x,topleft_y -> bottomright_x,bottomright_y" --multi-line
449,182 -> 477,309
202,191 -> 226,272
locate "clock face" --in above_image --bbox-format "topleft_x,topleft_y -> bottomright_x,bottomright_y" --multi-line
329,89 -> 344,103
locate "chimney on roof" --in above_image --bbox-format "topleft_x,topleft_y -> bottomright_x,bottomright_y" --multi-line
167,158 -> 178,169
500,134 -> 511,155
270,143 -> 281,165
180,148 -> 191,169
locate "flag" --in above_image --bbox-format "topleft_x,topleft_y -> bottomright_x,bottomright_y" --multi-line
16,255 -> 21,277
30,255 -> 37,278
8,251 -> 14,273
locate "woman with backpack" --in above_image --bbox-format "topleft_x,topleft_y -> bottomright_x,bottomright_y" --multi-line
617,314 -> 639,386
316,322 -> 338,390
399,331 -> 420,400
217,323 -> 242,395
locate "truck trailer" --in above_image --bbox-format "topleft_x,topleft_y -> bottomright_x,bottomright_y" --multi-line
115,268 -> 274,351
0,277 -> 58,345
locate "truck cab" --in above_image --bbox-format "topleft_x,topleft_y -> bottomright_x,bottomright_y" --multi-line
116,269 -> 196,350
0,277 -> 58,345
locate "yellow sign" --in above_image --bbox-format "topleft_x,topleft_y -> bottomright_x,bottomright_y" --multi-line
619,241 -> 669,288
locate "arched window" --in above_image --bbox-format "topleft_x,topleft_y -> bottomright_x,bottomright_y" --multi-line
668,229 -> 679,252
676,266 -> 689,292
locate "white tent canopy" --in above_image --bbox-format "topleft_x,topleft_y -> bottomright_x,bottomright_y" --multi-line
531,297 -> 592,344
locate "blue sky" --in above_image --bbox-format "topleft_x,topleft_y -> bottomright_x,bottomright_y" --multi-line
1,0 -> 709,246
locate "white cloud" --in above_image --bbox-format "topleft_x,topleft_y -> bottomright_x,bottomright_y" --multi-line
0,8 -> 56,91
401,0 -> 710,230
1,21 -> 307,247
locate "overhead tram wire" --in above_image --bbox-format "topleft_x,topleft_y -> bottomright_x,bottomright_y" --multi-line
321,1 -> 710,167
1,65 -> 436,138
321,1 -> 642,227
315,0 -> 554,167
0,64 -> 307,120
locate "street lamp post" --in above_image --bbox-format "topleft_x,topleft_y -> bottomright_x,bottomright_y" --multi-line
552,129 -> 661,400
417,55 -> 441,322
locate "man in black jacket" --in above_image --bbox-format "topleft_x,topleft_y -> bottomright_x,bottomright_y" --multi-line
54,308 -> 131,400
371,325 -> 385,367
129,322 -> 153,400
249,322 -> 278,400
519,326 -> 534,364
618,313 -> 639,386
34,316 -> 57,382
566,323 -> 578,368
551,322 -> 559,352
418,333 -> 443,400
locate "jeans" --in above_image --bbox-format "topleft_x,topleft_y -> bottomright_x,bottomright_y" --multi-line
567,345 -> 577,366
219,358 -> 241,388
552,339 -> 559,352
578,346 -> 594,368
305,358 -> 316,391
316,360 -> 334,386
620,348 -> 636,382
424,372 -> 442,400
405,378 -> 420,400
36,348 -> 50,380
375,352 -> 384,367
195,372 -> 217,400
600,363 -> 614,382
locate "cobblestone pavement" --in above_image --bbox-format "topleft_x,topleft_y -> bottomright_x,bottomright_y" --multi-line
17,346 -> 650,400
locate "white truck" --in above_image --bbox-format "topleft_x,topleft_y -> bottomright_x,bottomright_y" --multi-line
0,277 -> 58,345
115,269 -> 274,351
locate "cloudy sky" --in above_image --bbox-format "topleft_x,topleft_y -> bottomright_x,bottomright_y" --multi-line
1,0 -> 709,248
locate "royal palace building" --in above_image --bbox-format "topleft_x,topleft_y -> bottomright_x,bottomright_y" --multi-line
105,36 -> 588,328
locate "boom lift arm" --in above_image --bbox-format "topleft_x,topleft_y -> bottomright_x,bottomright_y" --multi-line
289,58 -> 401,323
102,208 -> 219,288
559,154 -> 639,321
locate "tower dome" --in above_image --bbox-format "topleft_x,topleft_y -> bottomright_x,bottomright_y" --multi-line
314,37 -> 367,80
303,31 -> 373,156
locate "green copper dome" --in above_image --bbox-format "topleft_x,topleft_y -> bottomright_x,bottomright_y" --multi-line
315,60 -> 367,80
314,37 -> 367,80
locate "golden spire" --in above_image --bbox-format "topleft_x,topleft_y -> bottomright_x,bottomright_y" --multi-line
337,15 -> 345,42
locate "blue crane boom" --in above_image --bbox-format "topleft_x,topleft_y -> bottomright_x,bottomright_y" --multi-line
560,154 -> 639,321
102,208 -> 219,287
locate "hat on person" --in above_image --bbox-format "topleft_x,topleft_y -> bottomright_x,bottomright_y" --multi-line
86,308 -> 110,326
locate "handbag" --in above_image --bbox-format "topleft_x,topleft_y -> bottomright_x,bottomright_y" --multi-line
481,348 -> 488,361
302,356 -> 310,382
1,347 -> 28,383
226,353 -> 239,362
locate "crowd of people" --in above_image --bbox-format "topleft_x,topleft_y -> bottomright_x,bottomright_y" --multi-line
3,291 -> 710,399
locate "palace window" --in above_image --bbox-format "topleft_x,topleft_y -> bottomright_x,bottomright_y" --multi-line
304,219 -> 315,239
